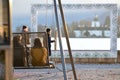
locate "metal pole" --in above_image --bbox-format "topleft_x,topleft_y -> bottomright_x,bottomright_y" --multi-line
53,0 -> 68,80
58,0 -> 78,80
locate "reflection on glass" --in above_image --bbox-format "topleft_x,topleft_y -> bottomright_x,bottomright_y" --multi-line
13,32 -> 48,67
0,0 -> 10,45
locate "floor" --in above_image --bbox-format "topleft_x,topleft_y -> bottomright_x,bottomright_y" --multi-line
14,63 -> 120,80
